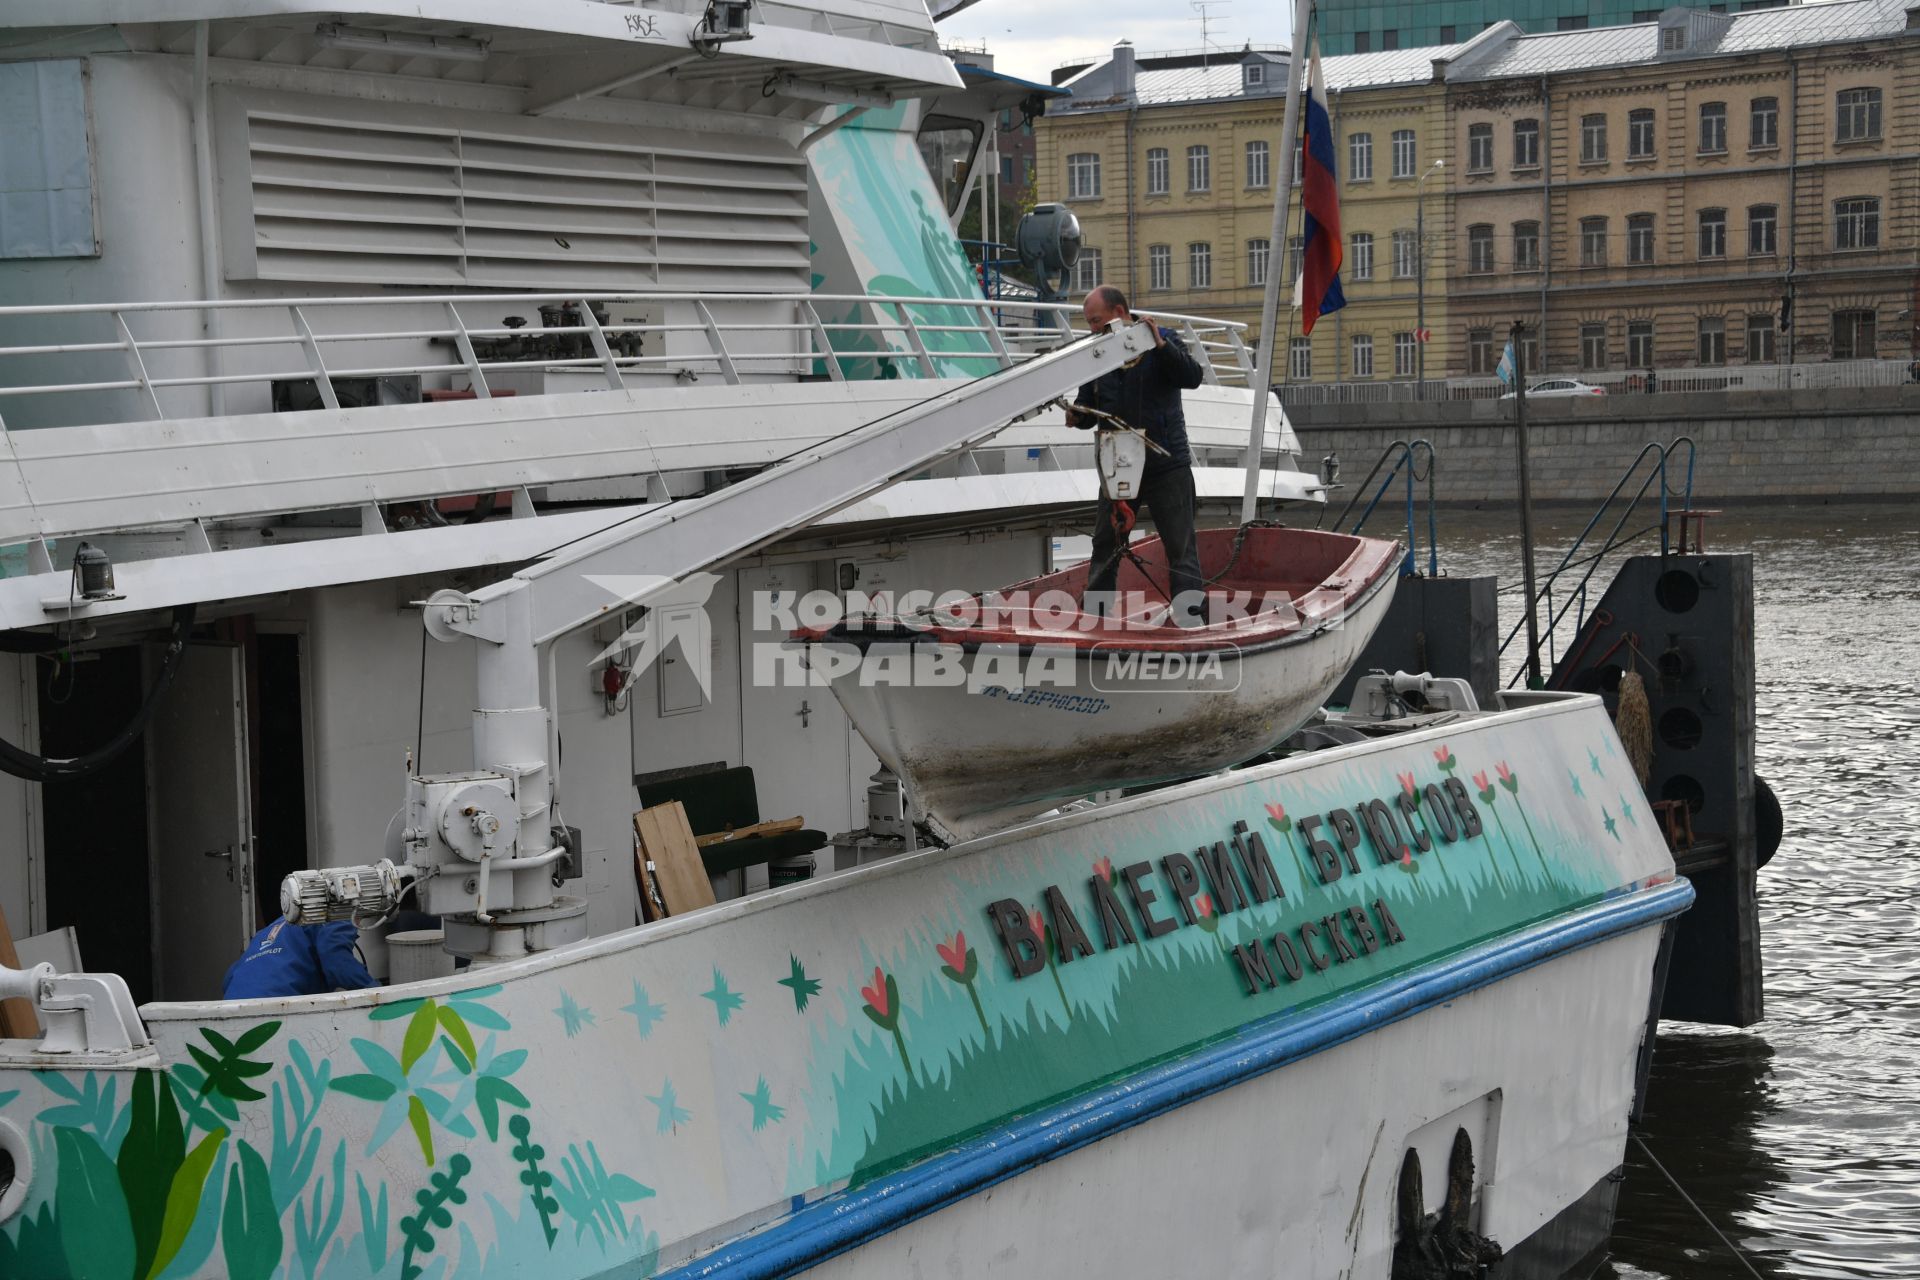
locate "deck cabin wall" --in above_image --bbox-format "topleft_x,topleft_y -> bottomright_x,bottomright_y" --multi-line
0,48 -> 824,429
0,653 -> 37,935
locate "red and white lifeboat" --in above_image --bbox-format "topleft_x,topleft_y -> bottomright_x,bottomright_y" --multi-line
793,525 -> 1401,838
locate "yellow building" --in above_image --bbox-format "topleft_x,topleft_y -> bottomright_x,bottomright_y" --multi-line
1442,3 -> 1920,378
1040,2 -> 1920,389
1036,42 -> 1456,381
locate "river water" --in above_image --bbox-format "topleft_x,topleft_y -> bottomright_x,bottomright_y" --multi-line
1428,500 -> 1920,1279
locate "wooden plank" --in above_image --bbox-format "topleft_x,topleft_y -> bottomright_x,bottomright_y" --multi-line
0,903 -> 39,1039
694,816 -> 803,848
632,802 -> 715,918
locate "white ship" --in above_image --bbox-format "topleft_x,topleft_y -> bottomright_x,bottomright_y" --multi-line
0,5 -> 1689,1278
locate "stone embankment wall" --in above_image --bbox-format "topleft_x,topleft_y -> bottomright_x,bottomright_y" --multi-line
1284,385 -> 1920,504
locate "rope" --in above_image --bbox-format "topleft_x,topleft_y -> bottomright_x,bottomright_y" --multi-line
1629,1134 -> 1767,1280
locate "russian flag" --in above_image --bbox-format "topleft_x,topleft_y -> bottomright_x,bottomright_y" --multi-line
1296,41 -> 1345,335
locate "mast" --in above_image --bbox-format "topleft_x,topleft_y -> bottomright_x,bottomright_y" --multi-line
1240,0 -> 1313,523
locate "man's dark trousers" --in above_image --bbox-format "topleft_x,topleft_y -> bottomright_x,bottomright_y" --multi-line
1086,465 -> 1204,624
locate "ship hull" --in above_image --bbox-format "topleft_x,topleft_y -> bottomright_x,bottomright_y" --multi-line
0,694 -> 1685,1279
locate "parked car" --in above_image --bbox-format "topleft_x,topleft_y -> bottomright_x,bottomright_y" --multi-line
1501,378 -> 1607,399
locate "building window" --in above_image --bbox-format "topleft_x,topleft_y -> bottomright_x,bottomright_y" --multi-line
1245,63 -> 1265,87
1628,213 -> 1654,264
1628,320 -> 1654,368
1289,336 -> 1312,379
1349,132 -> 1373,182
1145,147 -> 1169,196
1557,14 -> 1590,29
1352,334 -> 1374,377
1148,244 -> 1172,291
1441,25 -> 1457,42
1286,235 -> 1304,283
1750,96 -> 1778,149
1248,237 -> 1271,287
1392,229 -> 1418,278
1188,241 -> 1212,288
1468,223 -> 1494,274
1354,31 -> 1371,54
1520,330 -> 1540,374
1581,323 -> 1607,370
1697,316 -> 1726,366
1514,118 -> 1540,169
1394,331 -> 1416,377
1834,197 -> 1880,250
1747,205 -> 1777,257
1067,152 -> 1101,199
1468,124 -> 1494,172
1831,309 -> 1875,359
1071,247 -> 1103,293
1698,208 -> 1727,259
1186,145 -> 1211,192
1661,26 -> 1685,51
1835,88 -> 1881,143
1514,221 -> 1540,272
1350,232 -> 1374,280
1746,313 -> 1776,363
1391,129 -> 1417,179
1629,109 -> 1655,159
1699,102 -> 1728,154
1468,328 -> 1494,375
1245,140 -> 1270,189
1635,8 -> 1662,22
1581,114 -> 1607,163
1581,216 -> 1608,267
1293,137 -> 1303,184
1382,29 -> 1400,50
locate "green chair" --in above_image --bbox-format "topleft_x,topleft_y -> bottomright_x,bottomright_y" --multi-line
633,764 -> 827,877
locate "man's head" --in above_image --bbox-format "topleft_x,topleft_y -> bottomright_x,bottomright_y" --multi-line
1082,284 -> 1130,333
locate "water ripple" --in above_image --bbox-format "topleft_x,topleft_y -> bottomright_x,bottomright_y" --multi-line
1433,502 -> 1920,1278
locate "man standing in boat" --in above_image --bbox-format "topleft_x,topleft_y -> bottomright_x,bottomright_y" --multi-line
1068,285 -> 1207,625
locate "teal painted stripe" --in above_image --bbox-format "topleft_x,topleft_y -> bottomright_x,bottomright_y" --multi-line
660,879 -> 1694,1279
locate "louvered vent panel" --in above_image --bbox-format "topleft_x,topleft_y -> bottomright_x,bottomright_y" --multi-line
236,100 -> 808,291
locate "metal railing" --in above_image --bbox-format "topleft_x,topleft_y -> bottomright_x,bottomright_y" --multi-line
1320,439 -> 1439,579
1499,437 -> 1697,687
0,291 -> 1253,428
1276,359 -> 1917,407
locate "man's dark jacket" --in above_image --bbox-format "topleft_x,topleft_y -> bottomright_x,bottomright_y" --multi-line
1072,326 -> 1206,474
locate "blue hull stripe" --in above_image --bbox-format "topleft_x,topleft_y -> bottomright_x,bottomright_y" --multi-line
660,879 -> 1696,1279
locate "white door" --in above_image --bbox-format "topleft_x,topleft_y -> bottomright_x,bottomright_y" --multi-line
737,565 -> 853,842
148,643 -> 256,1000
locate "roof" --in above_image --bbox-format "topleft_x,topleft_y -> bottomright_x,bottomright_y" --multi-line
1053,0 -> 1917,110
1453,0 -> 1916,81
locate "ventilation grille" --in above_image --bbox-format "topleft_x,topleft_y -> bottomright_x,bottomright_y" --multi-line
233,101 -> 809,291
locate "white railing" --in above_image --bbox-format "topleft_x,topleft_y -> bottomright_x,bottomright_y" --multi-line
1275,359 -> 1917,407
0,291 -> 1253,429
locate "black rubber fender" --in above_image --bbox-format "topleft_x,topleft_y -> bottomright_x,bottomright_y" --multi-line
1755,774 -> 1782,870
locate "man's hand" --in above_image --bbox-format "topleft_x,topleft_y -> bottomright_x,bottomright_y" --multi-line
1065,406 -> 1092,428
1133,313 -> 1165,347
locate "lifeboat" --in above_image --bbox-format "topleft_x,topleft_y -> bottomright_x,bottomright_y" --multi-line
794,524 -> 1401,837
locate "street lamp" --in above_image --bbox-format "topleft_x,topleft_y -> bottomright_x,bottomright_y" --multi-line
1415,159 -> 1444,398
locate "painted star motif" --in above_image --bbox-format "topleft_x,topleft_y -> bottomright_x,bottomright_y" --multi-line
553,990 -> 595,1038
621,982 -> 666,1038
1603,735 -> 1618,757
701,968 -> 745,1027
1620,799 -> 1636,825
1589,749 -> 1604,776
778,955 -> 822,1013
648,1078 -> 692,1134
1568,770 -> 1585,799
1602,807 -> 1619,840
740,1076 -> 785,1130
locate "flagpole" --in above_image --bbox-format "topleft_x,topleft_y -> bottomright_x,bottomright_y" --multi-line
1240,0 -> 1314,525
1510,320 -> 1544,688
